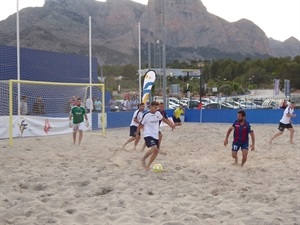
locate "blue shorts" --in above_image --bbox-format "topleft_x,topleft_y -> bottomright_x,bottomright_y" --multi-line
232,142 -> 249,151
129,126 -> 140,137
144,137 -> 159,148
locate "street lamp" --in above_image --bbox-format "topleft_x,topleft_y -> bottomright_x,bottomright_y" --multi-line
198,62 -> 204,102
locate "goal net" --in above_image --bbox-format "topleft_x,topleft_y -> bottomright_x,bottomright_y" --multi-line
0,80 -> 105,145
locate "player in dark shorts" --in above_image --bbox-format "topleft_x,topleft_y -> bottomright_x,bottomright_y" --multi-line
140,102 -> 170,152
224,110 -> 255,166
122,103 -> 145,150
172,104 -> 184,126
136,101 -> 175,170
269,102 -> 296,144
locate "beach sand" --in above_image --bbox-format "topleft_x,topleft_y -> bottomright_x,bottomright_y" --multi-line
0,123 -> 299,225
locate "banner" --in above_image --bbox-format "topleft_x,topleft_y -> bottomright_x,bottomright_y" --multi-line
142,70 -> 156,104
284,79 -> 290,97
274,79 -> 280,96
0,114 -> 91,139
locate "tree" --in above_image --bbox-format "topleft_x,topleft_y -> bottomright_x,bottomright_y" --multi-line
219,84 -> 232,96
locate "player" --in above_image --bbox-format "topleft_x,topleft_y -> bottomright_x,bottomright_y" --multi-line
137,101 -> 175,170
140,102 -> 170,153
269,101 -> 296,144
158,102 -> 169,150
173,104 -> 185,126
224,110 -> 255,166
69,97 -> 89,145
122,103 -> 145,150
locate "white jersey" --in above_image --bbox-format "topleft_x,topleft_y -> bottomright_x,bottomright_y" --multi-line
141,111 -> 163,139
130,109 -> 143,127
280,106 -> 294,124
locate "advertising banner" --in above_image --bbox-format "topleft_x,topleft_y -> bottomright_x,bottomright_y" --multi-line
0,114 -> 91,139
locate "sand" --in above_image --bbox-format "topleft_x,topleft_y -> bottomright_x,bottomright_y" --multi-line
0,123 -> 299,225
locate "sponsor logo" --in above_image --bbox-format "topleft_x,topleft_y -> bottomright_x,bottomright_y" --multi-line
18,119 -> 28,136
44,119 -> 52,134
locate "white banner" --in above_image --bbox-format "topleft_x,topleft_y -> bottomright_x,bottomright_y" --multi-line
142,70 -> 156,104
0,114 -> 91,139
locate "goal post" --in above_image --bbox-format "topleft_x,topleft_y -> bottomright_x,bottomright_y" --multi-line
1,80 -> 105,146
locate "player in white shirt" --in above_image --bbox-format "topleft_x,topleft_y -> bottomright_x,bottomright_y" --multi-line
136,101 -> 175,170
269,101 -> 296,144
122,103 -> 145,150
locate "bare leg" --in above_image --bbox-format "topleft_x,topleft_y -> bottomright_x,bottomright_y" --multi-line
145,147 -> 159,170
269,131 -> 283,144
122,137 -> 135,150
158,132 -> 166,154
141,142 -> 146,152
141,146 -> 157,170
232,151 -> 238,165
78,130 -> 83,145
288,128 -> 295,144
241,149 -> 248,166
133,136 -> 141,150
72,131 -> 77,144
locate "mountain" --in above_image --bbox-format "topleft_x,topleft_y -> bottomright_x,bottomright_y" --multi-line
269,37 -> 300,58
0,0 -> 299,65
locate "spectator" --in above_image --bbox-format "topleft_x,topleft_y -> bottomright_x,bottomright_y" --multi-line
20,95 -> 28,115
280,99 -> 288,109
33,96 -> 45,115
94,98 -> 102,112
131,97 -> 139,110
197,101 -> 203,110
85,97 -> 94,113
109,96 -> 117,112
123,97 -> 130,111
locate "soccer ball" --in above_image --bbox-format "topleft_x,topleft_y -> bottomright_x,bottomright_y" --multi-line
153,163 -> 163,173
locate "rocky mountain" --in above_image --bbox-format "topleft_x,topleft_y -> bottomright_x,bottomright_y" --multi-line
0,0 -> 299,65
269,37 -> 300,58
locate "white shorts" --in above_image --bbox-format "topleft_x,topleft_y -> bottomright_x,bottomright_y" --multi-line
73,122 -> 85,132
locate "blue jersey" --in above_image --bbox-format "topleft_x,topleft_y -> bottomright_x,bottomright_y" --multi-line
232,120 -> 253,143
158,109 -> 168,125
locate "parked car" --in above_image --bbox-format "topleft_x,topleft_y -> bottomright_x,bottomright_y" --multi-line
239,101 -> 261,109
169,97 -> 188,108
223,101 -> 242,109
187,100 -> 200,109
204,103 -> 234,109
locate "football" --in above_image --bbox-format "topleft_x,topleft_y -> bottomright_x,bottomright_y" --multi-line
153,163 -> 163,173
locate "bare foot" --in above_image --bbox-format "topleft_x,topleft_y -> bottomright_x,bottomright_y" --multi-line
290,141 -> 295,145
268,140 -> 272,145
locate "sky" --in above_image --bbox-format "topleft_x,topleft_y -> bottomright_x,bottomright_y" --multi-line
0,0 -> 299,42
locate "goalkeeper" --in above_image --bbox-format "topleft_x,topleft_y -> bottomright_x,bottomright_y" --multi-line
69,97 -> 89,145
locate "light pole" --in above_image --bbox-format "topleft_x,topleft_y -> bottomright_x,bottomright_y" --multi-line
162,0 -> 167,108
198,62 -> 204,102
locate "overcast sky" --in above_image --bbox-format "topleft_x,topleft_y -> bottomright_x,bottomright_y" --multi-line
0,0 -> 299,41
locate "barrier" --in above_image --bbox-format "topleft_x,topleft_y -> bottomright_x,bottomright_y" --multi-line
104,109 -> 299,129
185,109 -> 300,124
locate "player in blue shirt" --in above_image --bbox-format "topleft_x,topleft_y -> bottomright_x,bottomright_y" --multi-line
224,110 -> 255,166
